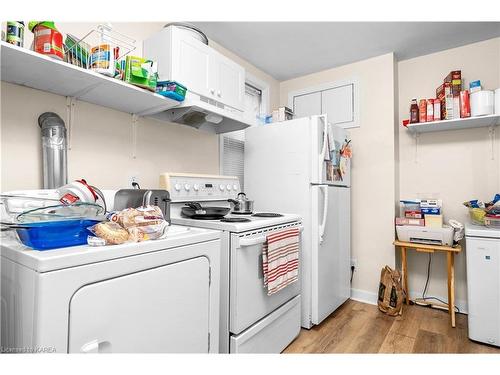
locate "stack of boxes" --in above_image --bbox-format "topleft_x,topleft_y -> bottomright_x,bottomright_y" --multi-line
436,70 -> 470,120
396,199 -> 443,228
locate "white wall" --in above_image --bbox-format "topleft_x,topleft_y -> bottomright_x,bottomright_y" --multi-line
280,53 -> 398,301
398,37 -> 500,311
0,22 -> 278,191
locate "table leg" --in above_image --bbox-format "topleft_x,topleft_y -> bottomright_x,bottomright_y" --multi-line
447,251 -> 456,328
401,247 -> 409,305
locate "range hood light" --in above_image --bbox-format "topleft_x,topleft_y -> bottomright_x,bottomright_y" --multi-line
205,113 -> 223,124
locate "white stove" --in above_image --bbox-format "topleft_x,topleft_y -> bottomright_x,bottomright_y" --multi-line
160,173 -> 303,353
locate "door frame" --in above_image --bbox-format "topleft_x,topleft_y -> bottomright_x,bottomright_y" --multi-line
287,77 -> 360,129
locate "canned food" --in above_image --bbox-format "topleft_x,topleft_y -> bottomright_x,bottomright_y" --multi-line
6,21 -> 24,47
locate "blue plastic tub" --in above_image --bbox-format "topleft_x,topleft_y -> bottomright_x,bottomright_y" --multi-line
15,219 -> 101,251
156,81 -> 187,102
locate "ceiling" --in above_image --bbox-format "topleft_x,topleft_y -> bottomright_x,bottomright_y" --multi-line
192,22 -> 500,81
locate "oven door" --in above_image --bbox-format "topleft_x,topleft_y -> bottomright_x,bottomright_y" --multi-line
229,222 -> 302,335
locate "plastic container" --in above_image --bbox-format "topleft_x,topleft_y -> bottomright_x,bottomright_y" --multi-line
484,216 -> 500,229
14,219 -> 101,250
156,81 -> 187,101
468,207 -> 487,225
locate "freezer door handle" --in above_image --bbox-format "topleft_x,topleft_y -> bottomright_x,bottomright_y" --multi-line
318,115 -> 329,181
319,186 -> 329,244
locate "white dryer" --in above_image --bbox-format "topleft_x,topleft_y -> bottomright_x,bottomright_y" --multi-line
1,225 -> 221,353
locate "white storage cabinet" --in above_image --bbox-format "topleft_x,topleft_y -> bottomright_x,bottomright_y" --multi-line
465,225 -> 500,347
144,26 -> 245,111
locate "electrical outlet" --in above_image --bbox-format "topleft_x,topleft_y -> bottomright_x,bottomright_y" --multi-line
350,258 -> 358,269
128,175 -> 140,188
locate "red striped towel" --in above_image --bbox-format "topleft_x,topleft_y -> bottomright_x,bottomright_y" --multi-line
262,228 -> 300,296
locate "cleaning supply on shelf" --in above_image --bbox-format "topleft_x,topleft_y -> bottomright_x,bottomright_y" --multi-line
124,56 -> 158,91
156,81 -> 187,101
90,44 -> 117,77
469,80 -> 481,93
29,21 -> 64,60
64,33 -> 90,68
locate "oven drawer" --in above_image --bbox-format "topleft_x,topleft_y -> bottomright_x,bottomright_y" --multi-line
230,295 -> 301,353
230,225 -> 301,334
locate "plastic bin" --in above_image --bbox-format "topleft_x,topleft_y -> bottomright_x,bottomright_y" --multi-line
484,216 -> 500,229
14,219 -> 101,250
156,81 -> 187,102
468,208 -> 487,225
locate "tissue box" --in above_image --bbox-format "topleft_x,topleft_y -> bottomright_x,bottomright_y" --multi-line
124,56 -> 158,91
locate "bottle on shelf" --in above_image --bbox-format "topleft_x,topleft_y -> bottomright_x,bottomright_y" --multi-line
410,99 -> 419,124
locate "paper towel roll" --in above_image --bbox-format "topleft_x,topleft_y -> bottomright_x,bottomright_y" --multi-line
471,90 -> 494,117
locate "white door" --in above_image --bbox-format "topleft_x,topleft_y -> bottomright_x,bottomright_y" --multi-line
321,84 -> 354,126
68,257 -> 211,353
293,91 -> 321,119
171,34 -> 212,98
215,54 -> 245,111
311,185 -> 351,325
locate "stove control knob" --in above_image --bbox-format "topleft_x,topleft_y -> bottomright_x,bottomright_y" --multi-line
174,183 -> 181,191
184,184 -> 191,191
233,184 -> 238,191
226,184 -> 232,191
193,184 -> 199,191
219,184 -> 225,191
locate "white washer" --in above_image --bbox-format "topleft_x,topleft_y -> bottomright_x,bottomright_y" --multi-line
1,225 -> 221,353
465,224 -> 500,347
160,173 -> 303,354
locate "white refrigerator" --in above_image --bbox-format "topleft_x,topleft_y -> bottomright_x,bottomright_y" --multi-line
245,115 -> 351,329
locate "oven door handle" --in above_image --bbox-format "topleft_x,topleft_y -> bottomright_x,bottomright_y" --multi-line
239,236 -> 267,247
238,226 -> 304,248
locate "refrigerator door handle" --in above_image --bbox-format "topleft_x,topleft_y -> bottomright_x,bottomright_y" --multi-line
319,185 -> 329,244
318,115 -> 329,181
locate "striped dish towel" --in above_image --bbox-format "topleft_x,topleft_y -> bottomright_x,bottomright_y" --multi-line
262,227 -> 300,296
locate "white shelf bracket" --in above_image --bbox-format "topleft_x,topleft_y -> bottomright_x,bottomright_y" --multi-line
489,125 -> 496,161
66,96 -> 77,150
414,132 -> 420,163
131,114 -> 140,159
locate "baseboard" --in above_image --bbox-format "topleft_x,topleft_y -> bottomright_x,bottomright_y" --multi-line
350,288 -> 468,314
350,288 -> 378,305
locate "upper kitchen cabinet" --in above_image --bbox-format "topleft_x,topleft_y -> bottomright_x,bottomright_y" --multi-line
144,26 -> 245,112
289,79 -> 360,128
213,54 -> 245,111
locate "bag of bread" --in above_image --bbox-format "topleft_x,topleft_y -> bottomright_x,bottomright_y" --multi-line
108,205 -> 168,242
90,221 -> 130,245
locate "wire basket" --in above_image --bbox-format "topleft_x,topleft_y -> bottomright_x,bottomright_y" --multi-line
64,24 -> 136,71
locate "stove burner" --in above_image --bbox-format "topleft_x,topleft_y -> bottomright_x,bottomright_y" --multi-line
252,213 -> 284,218
231,211 -> 253,215
220,217 -> 251,223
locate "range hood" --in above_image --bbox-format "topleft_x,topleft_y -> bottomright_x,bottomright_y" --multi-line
149,94 -> 252,134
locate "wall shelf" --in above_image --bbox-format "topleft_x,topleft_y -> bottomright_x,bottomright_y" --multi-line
405,114 -> 500,133
0,41 -> 180,116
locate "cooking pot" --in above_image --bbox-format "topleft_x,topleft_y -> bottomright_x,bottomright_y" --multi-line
228,193 -> 254,214
181,202 -> 230,220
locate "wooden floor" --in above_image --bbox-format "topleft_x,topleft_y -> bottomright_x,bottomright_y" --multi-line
284,299 -> 500,353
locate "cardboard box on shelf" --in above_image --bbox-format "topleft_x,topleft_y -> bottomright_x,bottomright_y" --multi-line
444,70 -> 462,96
396,217 -> 425,226
425,214 -> 443,228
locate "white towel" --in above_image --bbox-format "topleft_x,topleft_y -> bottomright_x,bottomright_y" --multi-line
262,227 -> 299,296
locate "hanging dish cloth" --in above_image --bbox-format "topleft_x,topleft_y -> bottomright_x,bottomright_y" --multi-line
262,227 -> 300,296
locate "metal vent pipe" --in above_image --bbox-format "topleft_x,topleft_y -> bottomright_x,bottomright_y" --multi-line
38,112 -> 68,188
